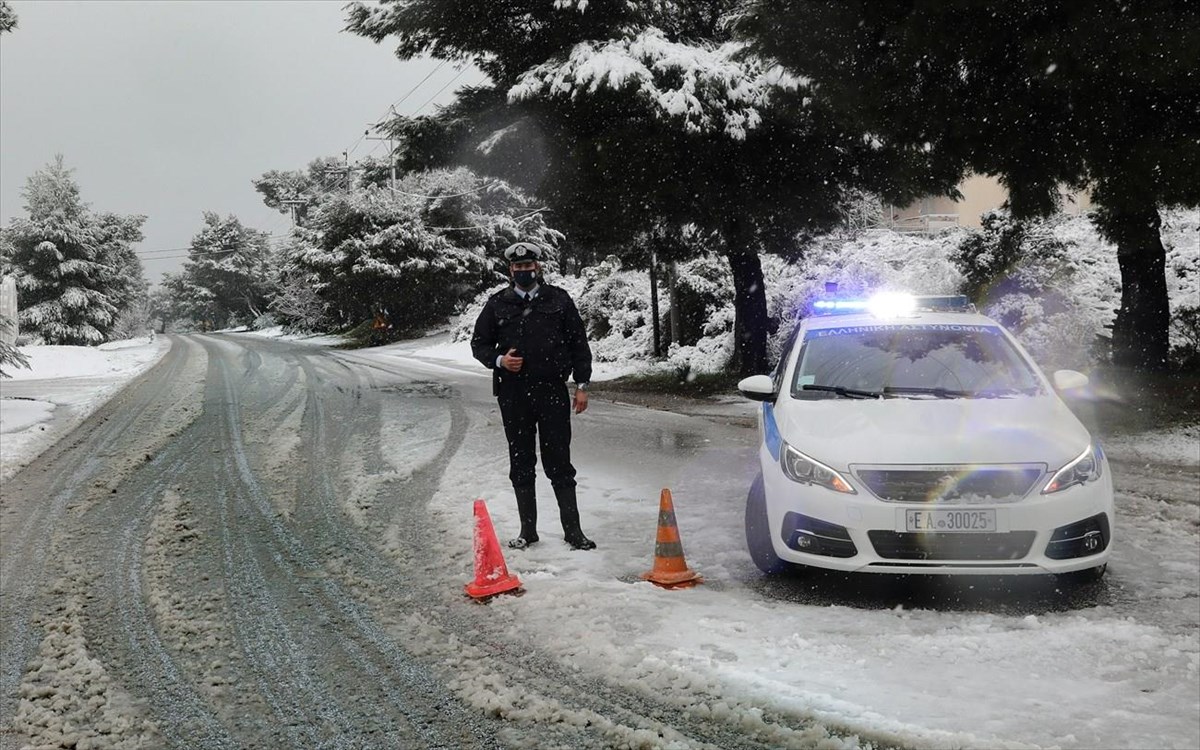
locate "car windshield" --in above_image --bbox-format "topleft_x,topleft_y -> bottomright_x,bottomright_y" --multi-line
791,323 -> 1043,399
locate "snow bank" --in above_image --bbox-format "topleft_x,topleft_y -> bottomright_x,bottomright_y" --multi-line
0,398 -> 55,434
0,337 -> 170,481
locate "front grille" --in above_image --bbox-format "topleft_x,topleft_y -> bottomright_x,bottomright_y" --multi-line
868,530 -> 1036,560
854,465 -> 1044,504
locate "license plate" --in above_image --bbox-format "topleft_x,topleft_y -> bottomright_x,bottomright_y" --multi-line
905,509 -> 997,533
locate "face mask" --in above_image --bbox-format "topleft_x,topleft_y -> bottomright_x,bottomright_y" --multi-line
513,269 -> 537,289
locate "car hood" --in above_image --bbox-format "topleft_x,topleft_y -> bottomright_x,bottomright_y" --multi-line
775,395 -> 1092,469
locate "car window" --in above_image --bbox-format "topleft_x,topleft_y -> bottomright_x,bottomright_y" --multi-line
790,323 -> 1043,399
772,323 -> 802,390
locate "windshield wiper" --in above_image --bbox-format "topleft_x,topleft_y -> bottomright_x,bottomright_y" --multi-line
972,387 -> 1036,398
883,386 -> 973,399
802,384 -> 885,399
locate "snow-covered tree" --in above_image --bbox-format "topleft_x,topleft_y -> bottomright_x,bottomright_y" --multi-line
0,313 -> 29,377
167,213 -> 275,329
347,0 -> 956,374
3,156 -> 147,345
740,1 -> 1200,372
95,211 -> 150,325
0,1 -> 17,34
288,167 -> 558,335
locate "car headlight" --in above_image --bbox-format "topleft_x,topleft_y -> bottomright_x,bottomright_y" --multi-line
781,443 -> 856,494
1042,444 -> 1103,494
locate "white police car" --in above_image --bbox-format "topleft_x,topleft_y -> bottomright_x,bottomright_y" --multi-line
738,293 -> 1113,582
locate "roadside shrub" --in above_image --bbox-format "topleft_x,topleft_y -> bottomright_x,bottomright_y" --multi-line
669,255 -> 728,347
1170,305 -> 1200,372
954,211 -> 1114,370
575,257 -> 656,362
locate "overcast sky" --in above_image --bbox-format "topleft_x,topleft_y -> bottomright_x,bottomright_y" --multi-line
0,0 -> 478,284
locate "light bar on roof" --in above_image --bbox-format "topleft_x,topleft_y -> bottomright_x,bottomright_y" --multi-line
810,293 -> 974,316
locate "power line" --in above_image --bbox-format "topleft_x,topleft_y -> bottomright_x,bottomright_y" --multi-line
411,65 -> 470,116
135,233 -> 291,258
345,59 -> 451,157
375,59 -> 448,124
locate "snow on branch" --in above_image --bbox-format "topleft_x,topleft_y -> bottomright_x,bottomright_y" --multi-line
509,27 -> 808,140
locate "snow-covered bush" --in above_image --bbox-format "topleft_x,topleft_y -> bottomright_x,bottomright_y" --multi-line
575,257 -> 658,362
669,255 -> 728,347
767,230 -> 965,363
953,210 -> 1113,370
452,260 -> 661,364
1162,208 -> 1200,368
291,168 -> 560,338
947,208 -> 1197,371
269,266 -> 333,333
1171,306 -> 1200,370
447,211 -> 1197,378
108,297 -> 153,342
662,254 -> 737,377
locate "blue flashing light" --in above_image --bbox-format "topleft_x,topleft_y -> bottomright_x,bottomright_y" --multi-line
812,299 -> 869,312
810,293 -> 974,316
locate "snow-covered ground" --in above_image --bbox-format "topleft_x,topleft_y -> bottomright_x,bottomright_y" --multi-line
3,330 -> 1197,748
245,325 -> 648,383
0,336 -> 170,482
347,335 -> 1199,750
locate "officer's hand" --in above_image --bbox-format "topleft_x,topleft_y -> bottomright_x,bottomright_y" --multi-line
501,348 -> 523,373
573,388 -> 589,414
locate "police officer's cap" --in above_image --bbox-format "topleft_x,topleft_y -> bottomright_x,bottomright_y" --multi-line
503,242 -> 544,262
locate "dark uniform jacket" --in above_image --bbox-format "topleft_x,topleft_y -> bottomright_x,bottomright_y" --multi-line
471,284 -> 592,396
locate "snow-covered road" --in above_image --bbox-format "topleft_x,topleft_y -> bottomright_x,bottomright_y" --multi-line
1,333 -> 1196,749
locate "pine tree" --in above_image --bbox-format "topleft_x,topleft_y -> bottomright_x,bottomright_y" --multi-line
176,213 -> 275,328
0,1 -> 17,34
5,157 -> 121,345
286,168 -> 556,335
0,314 -> 29,378
346,0 -> 954,374
740,0 -> 1200,372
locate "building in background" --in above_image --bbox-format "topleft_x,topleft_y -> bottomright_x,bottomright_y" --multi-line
887,174 -> 1093,234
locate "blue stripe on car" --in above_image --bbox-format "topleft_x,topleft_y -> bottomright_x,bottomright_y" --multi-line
763,402 -> 782,461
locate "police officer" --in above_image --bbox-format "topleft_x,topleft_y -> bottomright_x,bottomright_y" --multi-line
471,241 -> 596,550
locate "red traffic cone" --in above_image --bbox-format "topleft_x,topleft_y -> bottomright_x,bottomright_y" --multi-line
641,488 -> 702,589
465,499 -> 523,600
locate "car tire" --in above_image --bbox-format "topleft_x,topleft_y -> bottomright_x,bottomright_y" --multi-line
745,472 -> 793,575
1057,563 -> 1107,586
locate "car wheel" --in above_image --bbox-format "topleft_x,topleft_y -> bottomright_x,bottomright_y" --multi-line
1057,563 -> 1107,586
745,472 -> 793,574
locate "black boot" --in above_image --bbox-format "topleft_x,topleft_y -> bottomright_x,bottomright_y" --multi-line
508,485 -> 539,549
554,485 -> 596,550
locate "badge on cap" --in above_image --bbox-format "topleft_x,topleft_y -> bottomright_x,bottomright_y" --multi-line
504,242 -> 543,261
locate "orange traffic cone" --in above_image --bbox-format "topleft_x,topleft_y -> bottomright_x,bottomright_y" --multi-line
641,489 -> 702,589
465,499 -> 523,600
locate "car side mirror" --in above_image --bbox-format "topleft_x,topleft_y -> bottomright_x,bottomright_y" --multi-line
737,374 -> 777,402
1052,369 -> 1089,391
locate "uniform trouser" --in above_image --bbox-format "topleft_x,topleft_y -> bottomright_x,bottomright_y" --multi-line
497,378 -> 576,490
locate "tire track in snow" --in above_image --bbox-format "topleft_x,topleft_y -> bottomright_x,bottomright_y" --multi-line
0,336 -> 205,733
195,336 -> 497,748
325,352 -> 821,748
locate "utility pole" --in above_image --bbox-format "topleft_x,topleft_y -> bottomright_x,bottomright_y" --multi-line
281,199 -> 307,227
365,123 -> 398,193
322,150 -> 366,195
